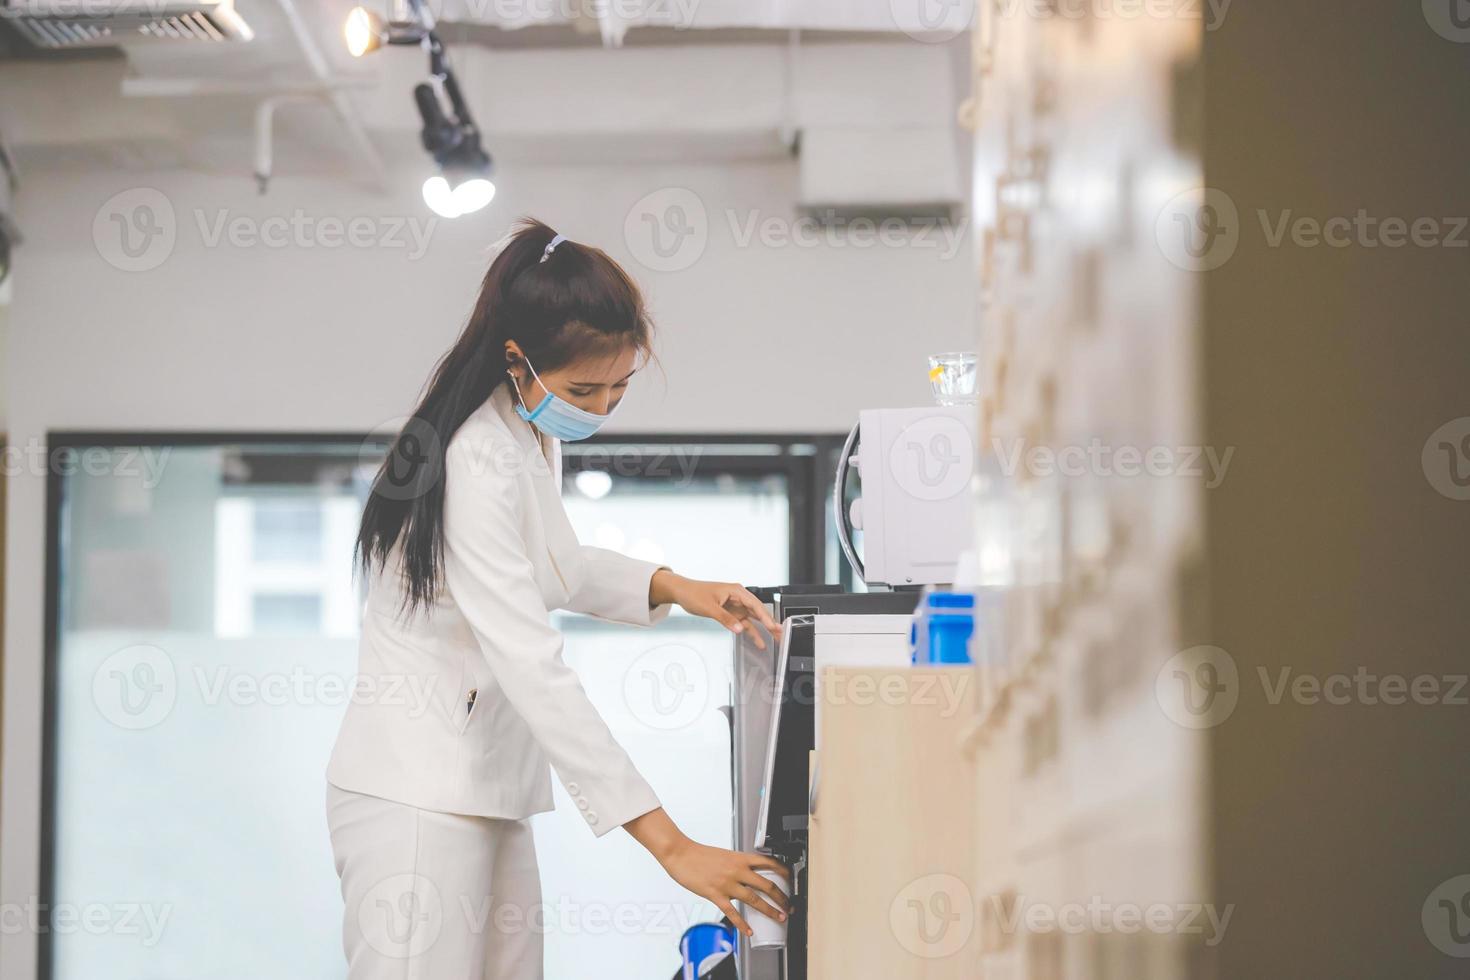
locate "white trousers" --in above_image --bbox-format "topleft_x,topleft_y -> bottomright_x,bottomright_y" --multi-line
326,782 -> 545,980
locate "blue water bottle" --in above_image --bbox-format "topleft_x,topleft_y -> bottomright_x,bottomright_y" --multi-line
679,923 -> 736,979
910,591 -> 975,665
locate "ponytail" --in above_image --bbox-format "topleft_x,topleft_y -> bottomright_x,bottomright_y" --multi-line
355,217 -> 654,614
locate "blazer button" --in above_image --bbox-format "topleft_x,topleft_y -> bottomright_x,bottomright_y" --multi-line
577,798 -> 589,811
586,811 -> 599,826
567,782 -> 580,795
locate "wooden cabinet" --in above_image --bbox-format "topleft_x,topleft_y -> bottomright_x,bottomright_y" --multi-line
807,666 -> 979,979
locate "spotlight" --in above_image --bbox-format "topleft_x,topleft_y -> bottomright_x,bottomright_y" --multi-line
421,174 -> 495,219
343,7 -> 382,57
413,74 -> 495,218
346,2 -> 495,219
343,5 -> 428,57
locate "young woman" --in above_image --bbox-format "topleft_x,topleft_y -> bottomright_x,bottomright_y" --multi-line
325,219 -> 791,978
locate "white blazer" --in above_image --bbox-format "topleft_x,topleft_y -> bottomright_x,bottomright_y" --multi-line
326,384 -> 671,837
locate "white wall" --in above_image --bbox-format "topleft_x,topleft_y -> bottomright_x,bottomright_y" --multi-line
8,161 -> 971,431
0,155 -> 974,976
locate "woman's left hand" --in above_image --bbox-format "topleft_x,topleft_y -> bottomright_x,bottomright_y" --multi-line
650,570 -> 783,650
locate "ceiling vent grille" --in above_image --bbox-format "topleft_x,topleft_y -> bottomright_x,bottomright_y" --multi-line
1,1 -> 252,50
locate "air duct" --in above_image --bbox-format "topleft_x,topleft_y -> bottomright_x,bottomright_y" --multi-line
0,0 -> 252,50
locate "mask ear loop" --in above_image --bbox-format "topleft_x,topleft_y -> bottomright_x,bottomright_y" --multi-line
509,353 -> 550,420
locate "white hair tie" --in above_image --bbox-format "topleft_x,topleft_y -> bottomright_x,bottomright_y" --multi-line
540,233 -> 567,263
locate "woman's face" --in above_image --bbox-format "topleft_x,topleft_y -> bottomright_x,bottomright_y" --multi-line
507,342 -> 639,416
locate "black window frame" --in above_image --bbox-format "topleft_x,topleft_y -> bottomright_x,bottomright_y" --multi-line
38,428 -> 847,980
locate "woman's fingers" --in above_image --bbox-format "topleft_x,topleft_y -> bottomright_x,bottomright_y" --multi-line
739,884 -> 788,924
727,603 -> 767,649
750,852 -> 792,879
714,590 -> 769,648
715,898 -> 752,938
711,603 -> 746,636
743,870 -> 792,912
724,590 -> 777,650
736,587 -> 782,635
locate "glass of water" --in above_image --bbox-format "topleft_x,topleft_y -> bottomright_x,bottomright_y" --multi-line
927,351 -> 978,406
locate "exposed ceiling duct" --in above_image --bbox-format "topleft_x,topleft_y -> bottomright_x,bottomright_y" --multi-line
430,0 -> 973,46
0,0 -> 253,50
0,1 -> 969,222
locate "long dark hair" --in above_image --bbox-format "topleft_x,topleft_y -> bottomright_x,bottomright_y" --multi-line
355,217 -> 654,613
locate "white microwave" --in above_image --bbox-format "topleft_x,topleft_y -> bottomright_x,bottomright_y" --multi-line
835,405 -> 979,587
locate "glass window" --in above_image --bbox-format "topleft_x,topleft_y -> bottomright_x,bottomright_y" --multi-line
48,443 -> 372,980
250,500 -> 324,563
251,592 -> 324,633
542,460 -> 792,979
45,435 -> 831,980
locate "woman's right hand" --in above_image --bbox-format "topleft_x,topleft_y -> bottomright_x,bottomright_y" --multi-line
625,808 -> 792,937
659,838 -> 792,937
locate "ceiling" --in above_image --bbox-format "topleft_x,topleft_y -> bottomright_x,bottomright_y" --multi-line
0,0 -> 971,204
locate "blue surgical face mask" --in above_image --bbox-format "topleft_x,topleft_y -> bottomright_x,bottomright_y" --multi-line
510,355 -> 619,442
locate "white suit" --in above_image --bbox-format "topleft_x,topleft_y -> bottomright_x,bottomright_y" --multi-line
325,383 -> 672,978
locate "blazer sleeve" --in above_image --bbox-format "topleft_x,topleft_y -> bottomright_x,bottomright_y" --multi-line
563,546 -> 676,627
441,439 -> 662,836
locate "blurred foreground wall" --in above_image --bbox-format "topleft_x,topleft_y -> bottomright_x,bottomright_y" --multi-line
963,1 -> 1470,977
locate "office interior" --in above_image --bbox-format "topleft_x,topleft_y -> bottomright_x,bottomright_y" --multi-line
0,1 -> 1466,978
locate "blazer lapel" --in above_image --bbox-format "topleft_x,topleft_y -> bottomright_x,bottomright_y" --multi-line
487,385 -> 582,587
